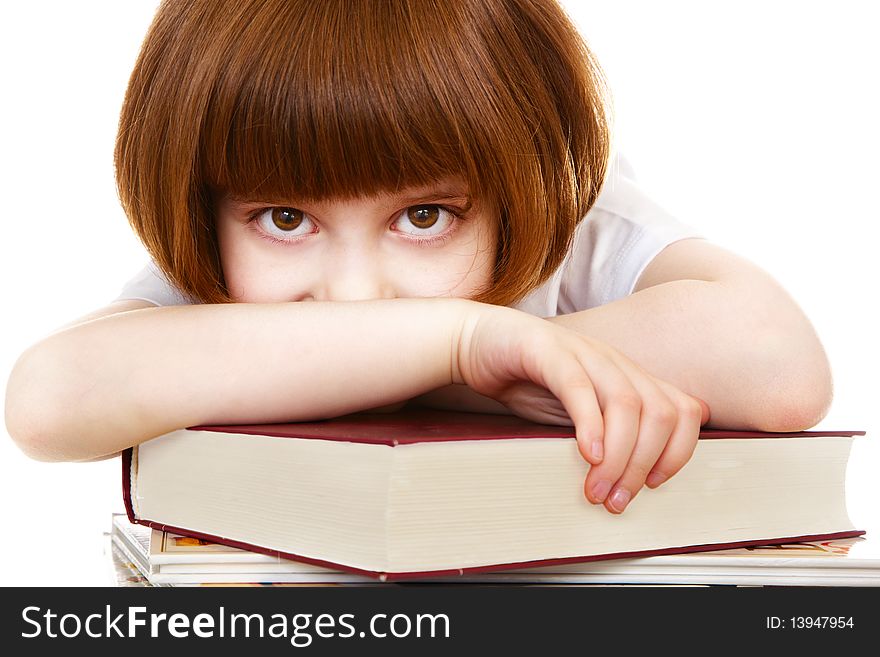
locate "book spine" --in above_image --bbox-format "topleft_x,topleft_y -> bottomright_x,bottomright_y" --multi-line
121,447 -> 137,523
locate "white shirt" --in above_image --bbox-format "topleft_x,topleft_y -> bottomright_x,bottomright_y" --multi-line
113,155 -> 703,316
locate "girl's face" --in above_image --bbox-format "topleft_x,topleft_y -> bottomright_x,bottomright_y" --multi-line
215,178 -> 498,303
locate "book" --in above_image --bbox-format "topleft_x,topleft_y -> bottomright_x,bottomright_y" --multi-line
109,514 -> 880,587
122,408 -> 866,581
108,514 -> 384,586
105,531 -> 154,587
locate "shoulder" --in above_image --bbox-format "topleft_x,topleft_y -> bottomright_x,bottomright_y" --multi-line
563,155 -> 704,305
514,153 -> 704,316
112,261 -> 197,307
589,154 -> 698,239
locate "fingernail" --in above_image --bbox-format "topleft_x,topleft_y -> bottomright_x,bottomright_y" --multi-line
591,440 -> 604,461
609,488 -> 631,512
646,472 -> 667,488
590,479 -> 612,503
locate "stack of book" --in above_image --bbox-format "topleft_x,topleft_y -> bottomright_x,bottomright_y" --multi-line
107,514 -> 880,587
114,409 -> 875,586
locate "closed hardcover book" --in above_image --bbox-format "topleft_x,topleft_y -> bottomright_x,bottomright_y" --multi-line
122,409 -> 865,581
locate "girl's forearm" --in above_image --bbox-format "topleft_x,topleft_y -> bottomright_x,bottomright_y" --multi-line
547,279 -> 833,431
5,299 -> 470,461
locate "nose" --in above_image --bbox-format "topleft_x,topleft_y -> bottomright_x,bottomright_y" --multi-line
315,254 -> 397,302
320,277 -> 396,302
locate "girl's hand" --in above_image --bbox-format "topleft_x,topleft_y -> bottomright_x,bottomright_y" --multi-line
454,303 -> 711,514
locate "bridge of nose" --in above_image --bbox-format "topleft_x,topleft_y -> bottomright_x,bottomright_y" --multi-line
314,244 -> 397,302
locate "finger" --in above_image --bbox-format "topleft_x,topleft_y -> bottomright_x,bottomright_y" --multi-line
577,359 -> 643,505
504,381 -> 574,427
643,381 -> 703,489
536,353 -> 605,466
583,388 -> 641,507
593,376 -> 677,513
503,383 -> 575,426
694,395 -> 711,426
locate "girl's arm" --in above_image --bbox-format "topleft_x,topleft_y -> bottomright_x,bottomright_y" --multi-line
549,238 -> 832,431
5,298 -> 472,462
5,293 -> 714,513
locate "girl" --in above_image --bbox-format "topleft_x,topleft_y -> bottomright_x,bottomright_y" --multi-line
4,0 -> 831,516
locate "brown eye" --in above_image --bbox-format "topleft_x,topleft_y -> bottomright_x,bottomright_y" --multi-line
271,207 -> 303,231
407,205 -> 440,229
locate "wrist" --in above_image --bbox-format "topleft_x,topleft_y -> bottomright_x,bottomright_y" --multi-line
449,298 -> 483,386
450,300 -> 532,387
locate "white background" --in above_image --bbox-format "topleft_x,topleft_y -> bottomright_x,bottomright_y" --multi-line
0,1 -> 876,586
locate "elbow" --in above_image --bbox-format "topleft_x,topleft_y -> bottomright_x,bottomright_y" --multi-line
750,342 -> 834,433
753,383 -> 833,433
4,345 -> 73,462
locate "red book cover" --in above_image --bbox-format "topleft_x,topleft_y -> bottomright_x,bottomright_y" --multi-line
122,409 -> 866,581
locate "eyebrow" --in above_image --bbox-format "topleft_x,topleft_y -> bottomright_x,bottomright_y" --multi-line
226,186 -> 472,209
393,181 -> 470,200
395,190 -> 474,212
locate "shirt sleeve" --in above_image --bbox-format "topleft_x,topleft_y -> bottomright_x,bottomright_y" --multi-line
555,154 -> 705,314
113,260 -> 196,307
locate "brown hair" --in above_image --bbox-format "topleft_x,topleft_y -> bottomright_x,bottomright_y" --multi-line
115,0 -> 611,306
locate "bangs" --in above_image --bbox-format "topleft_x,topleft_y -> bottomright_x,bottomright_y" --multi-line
201,1 -> 497,205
